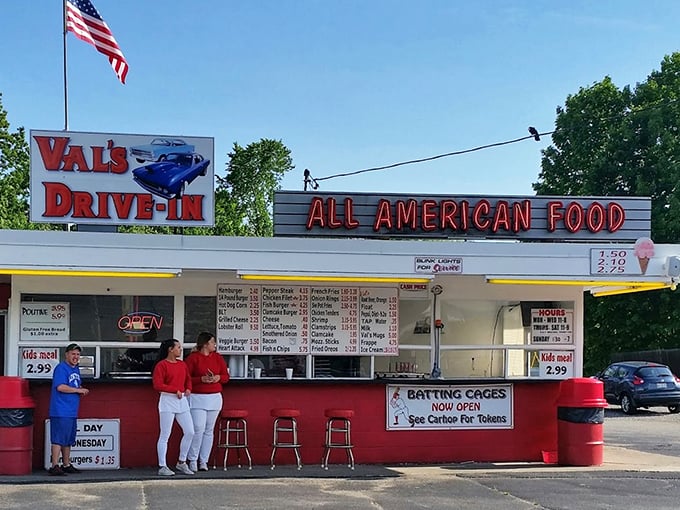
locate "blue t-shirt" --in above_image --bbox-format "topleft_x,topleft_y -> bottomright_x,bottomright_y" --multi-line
49,361 -> 82,418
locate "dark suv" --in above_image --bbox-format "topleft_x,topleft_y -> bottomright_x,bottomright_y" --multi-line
595,361 -> 680,414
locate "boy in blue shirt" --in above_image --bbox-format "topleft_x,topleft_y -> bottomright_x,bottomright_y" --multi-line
48,343 -> 89,476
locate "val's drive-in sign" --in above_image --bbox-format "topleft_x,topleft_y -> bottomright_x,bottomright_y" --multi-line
30,130 -> 215,226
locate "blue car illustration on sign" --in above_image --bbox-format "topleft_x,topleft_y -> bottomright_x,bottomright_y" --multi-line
132,153 -> 210,199
129,138 -> 195,163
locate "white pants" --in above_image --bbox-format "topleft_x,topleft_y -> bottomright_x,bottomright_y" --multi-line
188,393 -> 222,464
157,393 -> 195,467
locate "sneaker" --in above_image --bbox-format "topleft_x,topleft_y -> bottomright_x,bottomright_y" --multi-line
158,466 -> 175,476
188,460 -> 198,473
175,462 -> 194,475
48,465 -> 66,476
198,462 -> 209,471
62,464 -> 81,474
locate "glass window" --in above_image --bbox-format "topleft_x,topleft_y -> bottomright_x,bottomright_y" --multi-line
21,294 -> 173,377
184,296 -> 216,344
21,294 -> 173,342
313,356 -> 370,378
398,298 -> 432,346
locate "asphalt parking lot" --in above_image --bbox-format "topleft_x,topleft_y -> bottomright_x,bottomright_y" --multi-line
603,405 -> 680,457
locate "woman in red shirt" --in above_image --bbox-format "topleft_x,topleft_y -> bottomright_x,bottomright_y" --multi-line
152,338 -> 194,476
185,332 -> 229,472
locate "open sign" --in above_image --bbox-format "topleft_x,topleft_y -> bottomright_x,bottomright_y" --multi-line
117,312 -> 163,335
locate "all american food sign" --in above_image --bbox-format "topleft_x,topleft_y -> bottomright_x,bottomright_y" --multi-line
274,191 -> 651,241
30,130 -> 215,226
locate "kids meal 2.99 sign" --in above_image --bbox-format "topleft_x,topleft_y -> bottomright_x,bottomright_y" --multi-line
29,130 -> 215,226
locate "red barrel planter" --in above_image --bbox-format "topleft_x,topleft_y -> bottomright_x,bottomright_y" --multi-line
556,377 -> 607,466
0,377 -> 36,475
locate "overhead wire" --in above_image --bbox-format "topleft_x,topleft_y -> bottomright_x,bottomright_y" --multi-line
304,96 -> 679,188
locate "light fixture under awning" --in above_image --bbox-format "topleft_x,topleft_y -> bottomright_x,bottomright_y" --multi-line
590,284 -> 671,298
486,277 -> 667,288
237,271 -> 432,284
0,267 -> 181,278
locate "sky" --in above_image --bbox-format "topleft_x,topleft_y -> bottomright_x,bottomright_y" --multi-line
1,0 -> 679,196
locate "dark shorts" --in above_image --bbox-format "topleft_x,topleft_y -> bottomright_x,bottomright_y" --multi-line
50,417 -> 78,446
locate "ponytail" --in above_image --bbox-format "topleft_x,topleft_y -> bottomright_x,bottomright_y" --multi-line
155,338 -> 178,365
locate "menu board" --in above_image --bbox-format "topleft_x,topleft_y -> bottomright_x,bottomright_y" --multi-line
360,288 -> 399,354
260,286 -> 309,354
217,284 -> 399,356
216,285 -> 260,353
20,302 -> 70,341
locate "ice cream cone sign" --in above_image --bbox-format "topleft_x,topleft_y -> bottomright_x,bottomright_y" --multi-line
633,237 -> 655,274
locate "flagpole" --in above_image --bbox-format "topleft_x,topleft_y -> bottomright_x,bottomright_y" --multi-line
63,0 -> 69,130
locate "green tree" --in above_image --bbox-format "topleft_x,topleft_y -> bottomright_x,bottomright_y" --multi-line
533,54 -> 680,374
0,94 -> 50,230
218,139 -> 293,237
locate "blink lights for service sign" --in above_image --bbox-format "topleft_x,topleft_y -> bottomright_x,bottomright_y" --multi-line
29,130 -> 215,226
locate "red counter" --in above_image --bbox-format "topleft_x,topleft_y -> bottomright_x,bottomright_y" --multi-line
30,380 -> 560,468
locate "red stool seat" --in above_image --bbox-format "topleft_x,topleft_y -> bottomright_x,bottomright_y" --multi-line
271,408 -> 301,418
324,409 -> 354,419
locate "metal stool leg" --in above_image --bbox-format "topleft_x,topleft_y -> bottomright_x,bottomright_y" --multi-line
215,414 -> 252,471
322,416 -> 354,470
271,416 -> 302,470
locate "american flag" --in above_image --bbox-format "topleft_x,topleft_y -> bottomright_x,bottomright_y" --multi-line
66,0 -> 129,84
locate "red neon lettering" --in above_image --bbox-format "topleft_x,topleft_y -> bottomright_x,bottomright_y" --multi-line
440,200 -> 457,230
396,200 -> 418,230
306,197 -> 325,229
546,201 -> 563,232
491,201 -> 510,232
373,199 -> 393,230
421,200 -> 437,231
327,197 -> 342,228
513,201 -> 531,231
607,202 -> 625,232
564,202 -> 583,232
343,198 -> 359,228
471,200 -> 491,230
586,202 -> 605,232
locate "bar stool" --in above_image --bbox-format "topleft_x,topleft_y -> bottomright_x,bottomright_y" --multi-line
270,408 -> 302,470
322,408 -> 355,470
213,409 -> 252,470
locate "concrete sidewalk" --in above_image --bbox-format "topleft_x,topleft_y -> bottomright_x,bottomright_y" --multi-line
1,444 -> 678,484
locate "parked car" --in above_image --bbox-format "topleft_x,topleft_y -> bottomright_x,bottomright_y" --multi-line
129,138 -> 195,163
132,153 -> 210,199
594,361 -> 680,414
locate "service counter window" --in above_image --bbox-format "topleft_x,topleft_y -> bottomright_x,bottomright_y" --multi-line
437,299 -> 575,379
375,295 -> 431,377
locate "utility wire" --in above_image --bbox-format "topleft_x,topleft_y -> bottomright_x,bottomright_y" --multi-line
306,96 -> 679,188
313,131 -> 553,183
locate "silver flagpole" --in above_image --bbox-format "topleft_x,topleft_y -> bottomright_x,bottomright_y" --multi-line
63,0 -> 68,130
